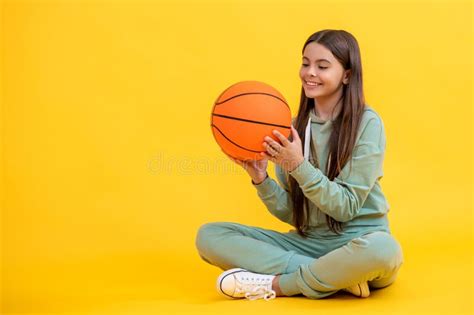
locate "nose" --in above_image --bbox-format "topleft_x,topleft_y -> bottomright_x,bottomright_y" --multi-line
303,66 -> 317,78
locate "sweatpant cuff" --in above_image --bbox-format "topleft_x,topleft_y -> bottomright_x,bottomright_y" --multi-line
279,271 -> 301,296
278,254 -> 314,296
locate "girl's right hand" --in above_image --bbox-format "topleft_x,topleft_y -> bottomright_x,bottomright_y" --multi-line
222,150 -> 269,184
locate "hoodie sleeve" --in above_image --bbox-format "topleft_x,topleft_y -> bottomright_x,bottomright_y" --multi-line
287,116 -> 386,222
252,164 -> 294,225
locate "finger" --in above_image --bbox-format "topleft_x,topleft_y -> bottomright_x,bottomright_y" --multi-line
263,142 -> 278,156
272,129 -> 290,146
267,148 -> 277,156
291,125 -> 301,143
264,136 -> 282,151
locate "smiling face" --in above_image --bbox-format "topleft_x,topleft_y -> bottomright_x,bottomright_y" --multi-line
299,42 -> 350,99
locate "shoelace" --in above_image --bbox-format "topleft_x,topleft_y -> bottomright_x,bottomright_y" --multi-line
234,276 -> 276,301
236,285 -> 276,301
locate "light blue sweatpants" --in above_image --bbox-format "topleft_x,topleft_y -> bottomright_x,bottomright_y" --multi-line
195,222 -> 404,299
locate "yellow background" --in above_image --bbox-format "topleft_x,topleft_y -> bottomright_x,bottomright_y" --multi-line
1,0 -> 472,314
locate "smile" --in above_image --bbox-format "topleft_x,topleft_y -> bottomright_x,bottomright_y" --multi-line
305,81 -> 322,87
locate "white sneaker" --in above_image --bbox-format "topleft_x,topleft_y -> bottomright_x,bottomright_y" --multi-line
342,281 -> 370,298
216,268 -> 277,301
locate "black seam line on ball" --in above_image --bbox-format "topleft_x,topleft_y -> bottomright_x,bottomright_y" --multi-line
212,113 -> 291,129
211,124 -> 262,153
214,92 -> 289,109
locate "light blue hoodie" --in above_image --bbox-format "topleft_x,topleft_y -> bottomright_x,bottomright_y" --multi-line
252,106 -> 391,238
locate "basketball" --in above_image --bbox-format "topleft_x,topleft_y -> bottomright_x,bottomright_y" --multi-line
211,81 -> 292,160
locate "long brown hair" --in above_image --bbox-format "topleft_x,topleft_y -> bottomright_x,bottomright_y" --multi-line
290,30 -> 366,237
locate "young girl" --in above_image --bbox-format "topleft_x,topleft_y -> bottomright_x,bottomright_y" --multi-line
196,29 -> 404,301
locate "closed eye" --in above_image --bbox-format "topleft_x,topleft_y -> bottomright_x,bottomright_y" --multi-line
302,64 -> 328,69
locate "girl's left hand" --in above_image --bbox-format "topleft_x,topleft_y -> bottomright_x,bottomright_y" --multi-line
261,125 -> 305,172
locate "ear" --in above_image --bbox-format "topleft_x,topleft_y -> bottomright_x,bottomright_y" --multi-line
342,69 -> 351,85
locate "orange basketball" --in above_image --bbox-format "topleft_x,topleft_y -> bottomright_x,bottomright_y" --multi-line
211,81 -> 292,160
